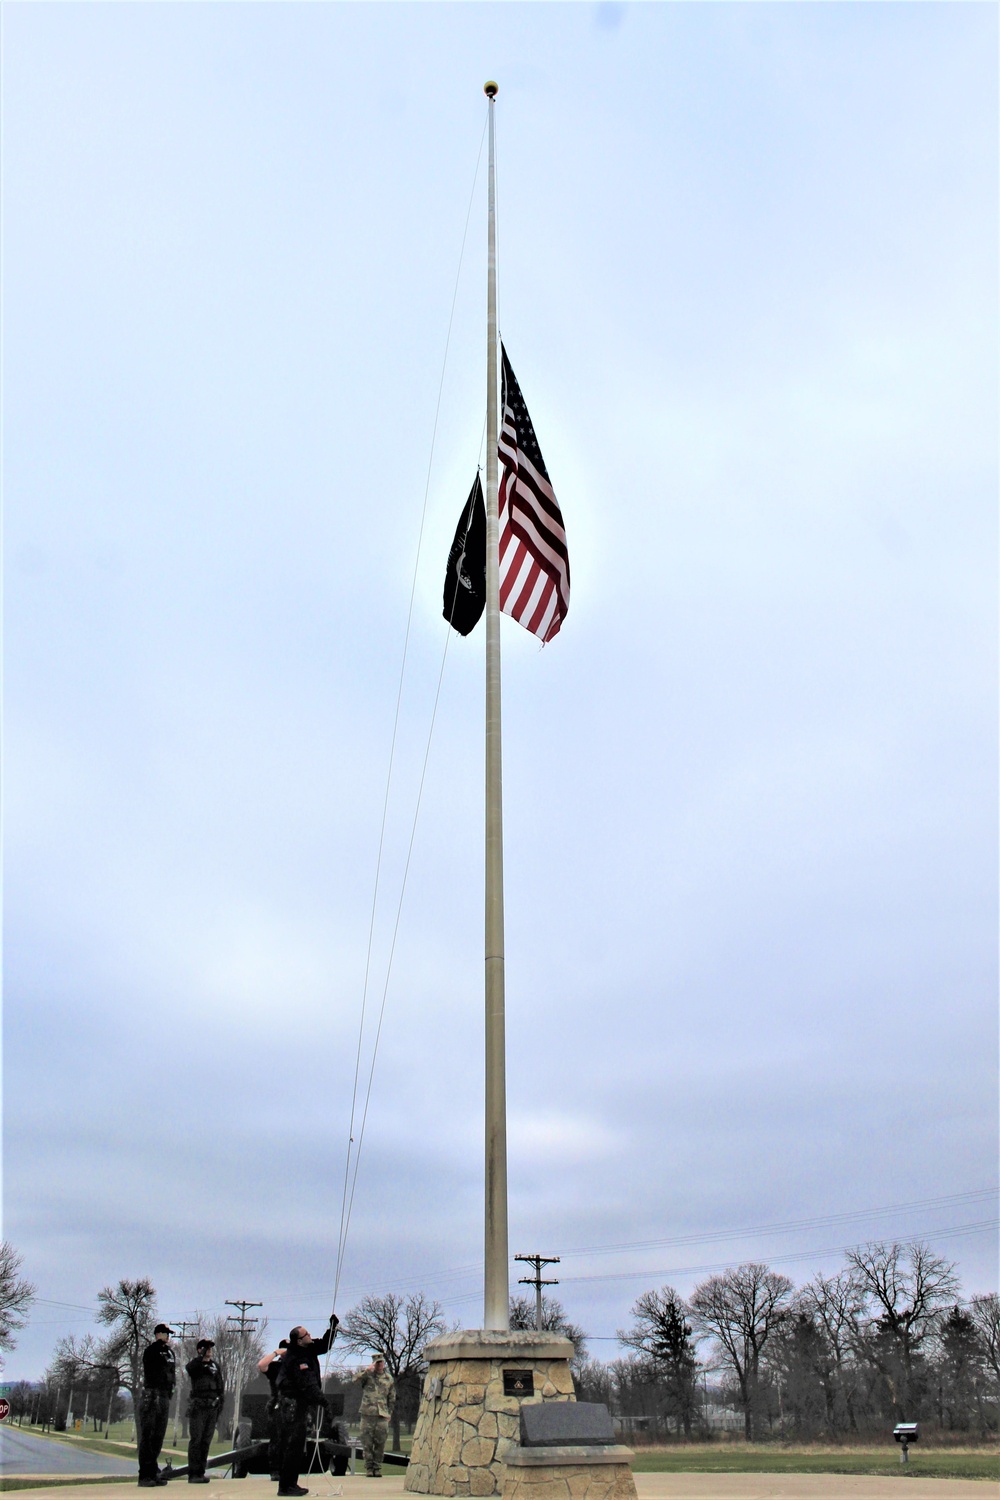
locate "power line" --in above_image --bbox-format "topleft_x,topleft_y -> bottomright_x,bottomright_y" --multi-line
558,1218 -> 999,1286
33,1191 -> 994,1335
439,1218 -> 998,1304
256,1185 -> 997,1305
559,1187 -> 998,1259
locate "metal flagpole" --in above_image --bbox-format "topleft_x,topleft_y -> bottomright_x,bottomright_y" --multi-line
482,79 -> 509,1333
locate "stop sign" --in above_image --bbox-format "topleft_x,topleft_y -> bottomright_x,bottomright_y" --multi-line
0,1399 -> 10,1422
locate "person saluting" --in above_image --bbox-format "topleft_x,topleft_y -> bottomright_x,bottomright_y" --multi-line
185,1338 -> 224,1484
353,1357 -> 395,1479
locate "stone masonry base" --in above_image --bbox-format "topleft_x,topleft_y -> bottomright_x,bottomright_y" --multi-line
403,1330 -> 576,1498
501,1447 -> 637,1500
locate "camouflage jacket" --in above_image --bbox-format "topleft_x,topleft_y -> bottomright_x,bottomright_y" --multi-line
354,1368 -> 395,1419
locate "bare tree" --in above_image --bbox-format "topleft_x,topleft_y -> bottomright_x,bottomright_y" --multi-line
689,1263 -> 793,1441
799,1269 -> 867,1432
96,1278 -> 157,1437
609,1354 -> 671,1441
339,1293 -> 445,1449
573,1358 -> 614,1408
0,1243 -> 37,1358
617,1287 -> 699,1437
207,1313 -> 268,1440
47,1335 -> 102,1427
509,1294 -> 588,1369
935,1304 -> 990,1434
845,1242 -> 959,1417
969,1294 -> 1000,1385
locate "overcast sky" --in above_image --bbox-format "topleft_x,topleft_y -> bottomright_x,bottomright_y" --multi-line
3,2 -> 997,1381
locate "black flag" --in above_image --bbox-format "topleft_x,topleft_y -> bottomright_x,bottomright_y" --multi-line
443,475 -> 486,636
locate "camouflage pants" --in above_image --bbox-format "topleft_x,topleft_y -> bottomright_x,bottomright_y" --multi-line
359,1415 -> 388,1475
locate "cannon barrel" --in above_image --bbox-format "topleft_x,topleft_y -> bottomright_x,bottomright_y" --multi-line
160,1441 -> 268,1481
160,1440 -> 409,1481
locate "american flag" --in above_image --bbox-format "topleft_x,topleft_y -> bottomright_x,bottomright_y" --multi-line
498,346 -> 570,643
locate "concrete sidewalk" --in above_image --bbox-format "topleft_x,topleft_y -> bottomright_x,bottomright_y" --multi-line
1,1473 -> 990,1499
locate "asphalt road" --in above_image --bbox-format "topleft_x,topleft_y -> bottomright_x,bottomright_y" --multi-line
0,1424 -> 135,1475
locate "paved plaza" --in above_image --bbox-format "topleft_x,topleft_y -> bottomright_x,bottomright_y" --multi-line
1,1473 -> 991,1500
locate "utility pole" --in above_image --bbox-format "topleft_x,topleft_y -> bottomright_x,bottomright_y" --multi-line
102,1368 -> 119,1438
225,1300 -> 262,1446
514,1254 -> 560,1332
171,1321 -> 200,1447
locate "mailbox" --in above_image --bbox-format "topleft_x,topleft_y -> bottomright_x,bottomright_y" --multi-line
894,1422 -> 918,1464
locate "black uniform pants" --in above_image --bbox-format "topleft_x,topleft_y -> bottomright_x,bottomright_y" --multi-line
186,1405 -> 218,1479
277,1399 -> 308,1491
267,1399 -> 284,1478
138,1390 -> 172,1480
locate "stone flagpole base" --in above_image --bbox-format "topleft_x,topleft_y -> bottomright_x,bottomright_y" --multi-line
404,1330 -> 576,1498
502,1446 -> 638,1500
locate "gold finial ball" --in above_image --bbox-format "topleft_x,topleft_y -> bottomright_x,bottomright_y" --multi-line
484,81 -> 498,98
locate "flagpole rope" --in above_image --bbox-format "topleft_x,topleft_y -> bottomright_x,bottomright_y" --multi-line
335,620 -> 454,1278
322,112 -> 490,1383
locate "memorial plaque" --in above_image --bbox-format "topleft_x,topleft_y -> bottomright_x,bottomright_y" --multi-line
502,1369 -> 534,1397
519,1401 -> 616,1447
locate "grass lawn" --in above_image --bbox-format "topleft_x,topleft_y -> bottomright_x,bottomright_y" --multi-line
630,1444 -> 999,1481
0,1479 -> 136,1492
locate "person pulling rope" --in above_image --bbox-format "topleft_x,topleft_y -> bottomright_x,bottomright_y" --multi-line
263,1313 -> 339,1497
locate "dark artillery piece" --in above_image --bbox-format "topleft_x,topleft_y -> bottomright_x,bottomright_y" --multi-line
160,1373 -> 409,1480
162,1374 -> 355,1481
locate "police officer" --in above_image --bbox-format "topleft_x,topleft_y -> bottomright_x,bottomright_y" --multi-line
185,1339 -> 224,1484
353,1357 -> 395,1479
275,1316 -> 339,1497
138,1324 -> 176,1486
257,1339 -> 289,1482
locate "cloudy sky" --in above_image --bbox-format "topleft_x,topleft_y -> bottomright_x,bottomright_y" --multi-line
3,2 -> 997,1380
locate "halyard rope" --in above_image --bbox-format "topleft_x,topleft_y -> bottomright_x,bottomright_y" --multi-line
308,123 -> 491,1471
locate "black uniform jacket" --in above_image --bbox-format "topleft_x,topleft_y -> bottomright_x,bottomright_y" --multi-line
186,1357 -> 224,1406
142,1340 -> 176,1394
278,1326 -> 337,1407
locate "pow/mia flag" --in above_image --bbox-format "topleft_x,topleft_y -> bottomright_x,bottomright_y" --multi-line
443,474 -> 486,636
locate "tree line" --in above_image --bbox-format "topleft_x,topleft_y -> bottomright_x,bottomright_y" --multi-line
5,1239 -> 999,1446
576,1243 -> 999,1442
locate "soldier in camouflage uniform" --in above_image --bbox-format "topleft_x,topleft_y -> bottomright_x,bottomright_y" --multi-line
353,1357 -> 395,1478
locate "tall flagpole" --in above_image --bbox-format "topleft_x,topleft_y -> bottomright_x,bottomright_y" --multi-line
482,79 -> 508,1333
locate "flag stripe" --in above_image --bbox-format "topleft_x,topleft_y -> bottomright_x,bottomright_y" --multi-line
497,346 -> 570,644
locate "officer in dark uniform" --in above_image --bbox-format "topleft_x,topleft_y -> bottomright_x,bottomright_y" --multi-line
138,1324 -> 176,1486
257,1339 -> 289,1481
185,1339 -> 224,1484
275,1316 -> 339,1497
